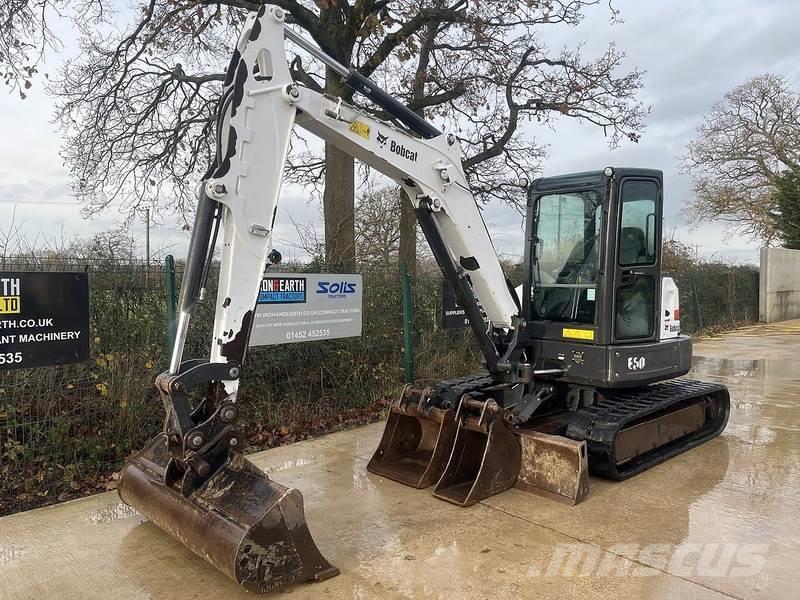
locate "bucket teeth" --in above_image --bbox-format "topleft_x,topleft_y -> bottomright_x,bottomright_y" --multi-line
119,434 -> 339,593
367,385 -> 457,488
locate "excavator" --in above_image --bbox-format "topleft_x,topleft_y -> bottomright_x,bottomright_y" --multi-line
118,5 -> 731,594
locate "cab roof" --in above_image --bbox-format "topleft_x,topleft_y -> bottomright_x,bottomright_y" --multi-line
530,168 -> 663,193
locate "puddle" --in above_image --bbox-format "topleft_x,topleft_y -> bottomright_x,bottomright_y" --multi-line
265,454 -> 323,473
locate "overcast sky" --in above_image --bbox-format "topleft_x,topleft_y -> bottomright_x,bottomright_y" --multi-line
2,0 -> 798,264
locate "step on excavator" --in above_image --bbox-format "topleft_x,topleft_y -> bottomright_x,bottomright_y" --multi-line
118,4 -> 731,593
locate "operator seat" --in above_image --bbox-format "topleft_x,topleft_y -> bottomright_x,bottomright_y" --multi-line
619,227 -> 646,264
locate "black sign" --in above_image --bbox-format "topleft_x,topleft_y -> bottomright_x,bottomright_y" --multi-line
442,280 -> 481,329
0,272 -> 89,370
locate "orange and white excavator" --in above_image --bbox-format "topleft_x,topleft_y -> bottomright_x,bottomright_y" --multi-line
118,5 -> 730,593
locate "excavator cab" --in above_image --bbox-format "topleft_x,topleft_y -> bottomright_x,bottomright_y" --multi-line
523,168 -> 693,388
520,168 -> 729,479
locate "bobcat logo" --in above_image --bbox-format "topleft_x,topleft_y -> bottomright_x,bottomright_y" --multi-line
376,132 -> 388,148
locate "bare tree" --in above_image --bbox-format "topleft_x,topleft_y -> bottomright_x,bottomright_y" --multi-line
355,185 -> 402,266
1,0 -> 56,97
1,0 -> 105,97
392,0 -> 647,273
6,1 -> 645,272
682,74 -> 800,244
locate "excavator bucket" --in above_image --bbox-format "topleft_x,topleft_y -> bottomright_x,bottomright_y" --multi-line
432,395 -> 521,507
514,430 -> 589,505
118,433 -> 339,593
367,385 -> 457,488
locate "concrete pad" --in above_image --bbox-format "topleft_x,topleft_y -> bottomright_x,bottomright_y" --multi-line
2,325 -> 799,599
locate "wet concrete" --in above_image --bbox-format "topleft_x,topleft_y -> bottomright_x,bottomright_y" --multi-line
1,321 -> 799,599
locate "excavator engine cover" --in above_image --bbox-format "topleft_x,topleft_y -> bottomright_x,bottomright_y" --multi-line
119,433 -> 339,593
367,385 -> 457,488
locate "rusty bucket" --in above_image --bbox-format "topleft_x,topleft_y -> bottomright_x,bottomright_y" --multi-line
432,395 -> 521,507
514,430 -> 589,505
118,433 -> 339,593
367,385 -> 457,489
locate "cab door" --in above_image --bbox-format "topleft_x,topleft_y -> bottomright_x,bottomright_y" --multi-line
612,177 -> 662,343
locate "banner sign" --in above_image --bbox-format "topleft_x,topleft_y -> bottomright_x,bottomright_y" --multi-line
0,272 -> 90,370
250,273 -> 363,346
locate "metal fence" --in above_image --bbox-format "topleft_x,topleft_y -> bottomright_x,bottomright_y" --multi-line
0,256 -> 758,514
670,265 -> 760,333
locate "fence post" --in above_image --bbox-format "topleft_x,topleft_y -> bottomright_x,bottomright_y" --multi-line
165,255 -> 177,352
401,264 -> 414,384
689,272 -> 704,332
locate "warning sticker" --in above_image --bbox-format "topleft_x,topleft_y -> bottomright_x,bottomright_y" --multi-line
349,120 -> 371,140
562,328 -> 595,341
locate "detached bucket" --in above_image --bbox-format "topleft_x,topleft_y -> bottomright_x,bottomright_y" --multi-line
432,396 -> 521,507
367,385 -> 457,489
515,430 -> 589,505
119,434 -> 339,593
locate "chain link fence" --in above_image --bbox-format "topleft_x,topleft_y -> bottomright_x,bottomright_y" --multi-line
0,256 -> 758,514
669,265 -> 760,333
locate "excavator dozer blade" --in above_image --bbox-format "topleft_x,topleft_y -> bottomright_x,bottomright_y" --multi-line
514,430 -> 589,505
118,434 -> 339,593
432,397 -> 521,507
367,385 -> 457,488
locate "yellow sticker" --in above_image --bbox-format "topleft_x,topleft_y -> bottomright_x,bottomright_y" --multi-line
349,120 -> 371,140
0,296 -> 21,314
562,328 -> 595,341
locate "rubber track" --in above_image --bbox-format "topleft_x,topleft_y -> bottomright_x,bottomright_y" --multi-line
563,379 -> 731,480
432,372 -> 495,408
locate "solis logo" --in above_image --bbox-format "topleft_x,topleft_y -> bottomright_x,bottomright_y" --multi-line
0,277 -> 21,314
317,281 -> 357,299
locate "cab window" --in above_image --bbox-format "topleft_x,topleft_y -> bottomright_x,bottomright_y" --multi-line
530,191 -> 602,324
619,181 -> 658,266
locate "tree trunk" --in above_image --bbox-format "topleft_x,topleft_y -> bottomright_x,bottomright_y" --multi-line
398,15 -> 439,276
398,189 -> 417,275
323,142 -> 355,271
323,67 -> 356,272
